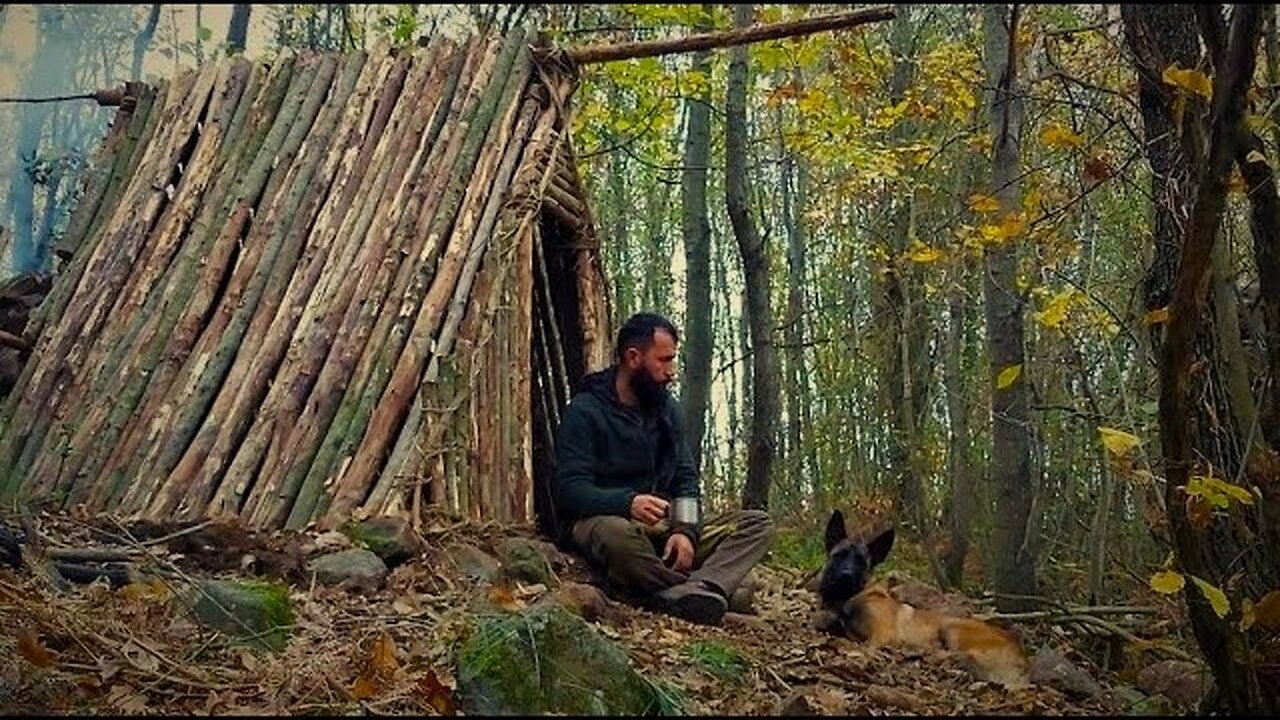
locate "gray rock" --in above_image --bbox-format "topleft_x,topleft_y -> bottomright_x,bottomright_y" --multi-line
343,516 -> 421,567
457,603 -> 679,715
1029,647 -> 1104,699
190,579 -> 294,652
307,548 -> 388,593
447,542 -> 501,581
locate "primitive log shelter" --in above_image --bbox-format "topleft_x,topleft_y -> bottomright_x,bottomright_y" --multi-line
0,27 -> 611,533
0,7 -> 892,534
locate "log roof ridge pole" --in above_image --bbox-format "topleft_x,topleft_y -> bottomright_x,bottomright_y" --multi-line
563,5 -> 896,65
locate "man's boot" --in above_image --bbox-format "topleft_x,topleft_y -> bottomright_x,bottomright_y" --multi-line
655,580 -> 727,626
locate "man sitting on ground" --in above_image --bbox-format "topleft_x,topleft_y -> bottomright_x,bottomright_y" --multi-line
552,312 -> 773,626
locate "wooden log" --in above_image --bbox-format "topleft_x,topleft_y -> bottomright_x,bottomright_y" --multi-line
0,78 -> 175,498
45,61 -> 257,508
136,53 -> 392,517
17,67 -> 213,500
137,54 -> 349,520
562,6 -> 894,64
285,34 -> 508,529
255,45 -> 478,530
535,217 -> 572,406
460,110 -> 568,522
87,60 -> 273,511
51,99 -> 135,262
543,180 -> 587,222
233,47 -> 452,526
321,29 -> 534,527
61,63 -> 227,402
208,50 -> 406,521
542,194 -> 585,234
512,205 -> 535,522
0,70 -> 198,500
115,55 -> 310,513
0,330 -> 30,352
370,94 -> 545,514
22,86 -> 158,344
110,54 -> 309,514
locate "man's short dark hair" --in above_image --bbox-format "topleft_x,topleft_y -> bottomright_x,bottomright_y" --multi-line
615,312 -> 680,361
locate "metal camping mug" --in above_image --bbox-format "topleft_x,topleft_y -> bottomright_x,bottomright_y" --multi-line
671,496 -> 700,526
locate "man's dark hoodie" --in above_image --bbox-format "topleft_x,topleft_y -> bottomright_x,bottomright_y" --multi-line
553,366 -> 701,546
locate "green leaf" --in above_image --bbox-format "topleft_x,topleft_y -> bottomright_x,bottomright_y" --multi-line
1190,575 -> 1230,618
1149,570 -> 1185,594
197,25 -> 212,43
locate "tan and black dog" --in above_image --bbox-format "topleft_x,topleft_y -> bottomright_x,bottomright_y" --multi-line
814,509 -> 1030,688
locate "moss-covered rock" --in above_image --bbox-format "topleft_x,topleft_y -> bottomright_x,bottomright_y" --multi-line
492,537 -> 557,588
456,603 -> 681,715
190,579 -> 294,652
342,517 -> 421,567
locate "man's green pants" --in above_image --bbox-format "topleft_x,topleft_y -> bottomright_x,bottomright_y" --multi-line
570,509 -> 773,599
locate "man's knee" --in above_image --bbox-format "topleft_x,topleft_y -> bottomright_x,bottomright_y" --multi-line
574,516 -> 653,558
734,509 -> 774,540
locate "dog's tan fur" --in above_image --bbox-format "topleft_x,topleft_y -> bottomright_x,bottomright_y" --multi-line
842,583 -> 1030,688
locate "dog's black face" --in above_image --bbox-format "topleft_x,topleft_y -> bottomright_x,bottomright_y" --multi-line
817,509 -> 894,610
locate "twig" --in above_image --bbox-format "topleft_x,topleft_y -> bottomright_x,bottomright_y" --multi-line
139,518 -> 216,547
978,605 -> 1159,620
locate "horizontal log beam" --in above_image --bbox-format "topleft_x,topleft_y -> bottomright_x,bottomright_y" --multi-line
565,6 -> 895,64
0,330 -> 31,352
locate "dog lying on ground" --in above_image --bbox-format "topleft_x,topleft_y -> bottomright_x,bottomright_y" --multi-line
812,509 -> 1030,688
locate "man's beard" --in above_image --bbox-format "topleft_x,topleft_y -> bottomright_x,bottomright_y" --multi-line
629,371 -> 669,409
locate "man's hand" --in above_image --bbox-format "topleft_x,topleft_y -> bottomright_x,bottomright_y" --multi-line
663,533 -> 694,572
630,494 -> 669,525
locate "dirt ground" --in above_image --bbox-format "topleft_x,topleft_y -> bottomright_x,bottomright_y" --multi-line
0,510 -> 1183,715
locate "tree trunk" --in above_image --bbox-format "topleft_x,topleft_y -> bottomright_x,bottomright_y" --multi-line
680,8 -> 713,474
726,3 -> 779,511
227,4 -> 251,55
1127,3 -> 1279,712
132,4 -> 161,82
941,254 -> 974,589
982,3 -> 1037,611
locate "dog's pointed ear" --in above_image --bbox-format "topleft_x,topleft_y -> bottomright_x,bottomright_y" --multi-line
867,526 -> 895,567
824,509 -> 848,552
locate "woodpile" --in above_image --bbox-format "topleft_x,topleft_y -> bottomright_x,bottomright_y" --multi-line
0,28 -> 610,532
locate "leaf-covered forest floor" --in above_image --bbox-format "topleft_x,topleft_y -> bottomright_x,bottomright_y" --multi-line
0,509 -> 1203,715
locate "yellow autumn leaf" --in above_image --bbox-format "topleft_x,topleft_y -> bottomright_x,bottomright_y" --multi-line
1241,598 -> 1256,632
1191,575 -> 1230,618
969,194 -> 1001,214
1040,121 -> 1084,149
1162,64 -> 1213,100
1246,149 -> 1269,165
1187,474 -> 1255,508
1149,570 -> 1185,595
996,364 -> 1022,389
908,245 -> 942,264
1145,306 -> 1171,325
999,212 -> 1026,239
1034,289 -> 1076,329
1098,427 -> 1142,457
